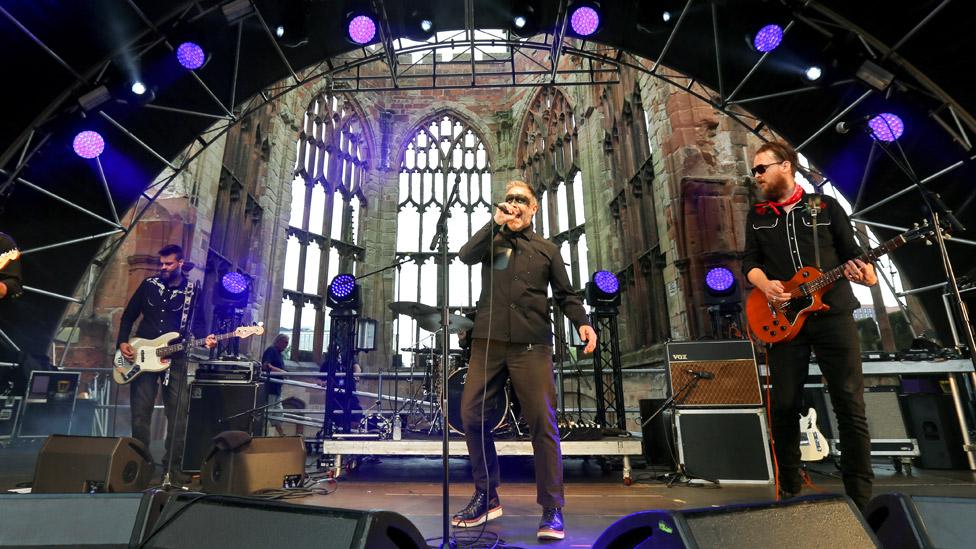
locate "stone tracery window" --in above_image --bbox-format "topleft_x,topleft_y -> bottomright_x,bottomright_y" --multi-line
281,92 -> 368,359
394,114 -> 492,362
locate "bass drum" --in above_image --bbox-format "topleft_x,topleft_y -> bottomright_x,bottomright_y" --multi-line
447,367 -> 509,435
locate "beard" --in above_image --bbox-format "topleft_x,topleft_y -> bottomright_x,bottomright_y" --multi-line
159,269 -> 174,281
762,176 -> 792,202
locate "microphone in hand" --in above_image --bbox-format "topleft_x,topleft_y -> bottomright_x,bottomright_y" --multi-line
687,369 -> 715,380
494,202 -> 513,215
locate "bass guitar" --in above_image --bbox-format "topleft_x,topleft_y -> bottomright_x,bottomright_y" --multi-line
746,222 -> 935,345
113,324 -> 264,385
0,248 -> 20,271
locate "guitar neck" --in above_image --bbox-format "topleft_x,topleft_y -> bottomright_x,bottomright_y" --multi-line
155,330 -> 240,357
801,233 -> 908,295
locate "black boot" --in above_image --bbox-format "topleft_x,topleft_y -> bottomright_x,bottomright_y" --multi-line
451,489 -> 502,528
537,507 -> 564,540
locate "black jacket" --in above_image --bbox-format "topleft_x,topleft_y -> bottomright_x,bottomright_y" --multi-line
459,221 -> 590,344
116,276 -> 207,348
742,193 -> 861,312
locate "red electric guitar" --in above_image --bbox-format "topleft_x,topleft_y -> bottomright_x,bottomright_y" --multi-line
746,221 -> 936,345
0,248 -> 19,271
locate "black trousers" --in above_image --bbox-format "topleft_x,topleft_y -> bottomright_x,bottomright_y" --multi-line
460,339 -> 564,508
767,313 -> 873,509
129,359 -> 188,470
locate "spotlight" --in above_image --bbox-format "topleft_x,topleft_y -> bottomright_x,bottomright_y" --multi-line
804,66 -> 823,81
568,2 -> 601,37
662,11 -> 672,23
215,271 -> 251,308
586,270 -> 621,311
514,15 -> 527,28
704,266 -> 739,306
275,25 -> 285,38
405,6 -> 435,40
869,113 -> 904,142
420,19 -> 433,33
130,81 -> 147,95
328,273 -> 361,309
73,130 -> 105,159
346,12 -> 377,45
752,24 -> 783,53
511,2 -> 539,37
175,41 -> 207,70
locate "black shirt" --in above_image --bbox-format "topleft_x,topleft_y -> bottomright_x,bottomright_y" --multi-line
459,221 -> 590,344
116,276 -> 206,348
742,194 -> 861,312
261,346 -> 285,396
0,232 -> 22,299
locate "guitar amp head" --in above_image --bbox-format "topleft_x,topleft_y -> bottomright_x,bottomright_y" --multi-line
193,360 -> 259,383
666,340 -> 763,407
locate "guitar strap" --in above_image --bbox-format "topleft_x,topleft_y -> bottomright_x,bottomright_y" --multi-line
165,281 -> 196,387
808,194 -> 823,270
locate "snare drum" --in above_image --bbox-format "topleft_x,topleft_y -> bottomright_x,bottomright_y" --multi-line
446,367 -> 509,434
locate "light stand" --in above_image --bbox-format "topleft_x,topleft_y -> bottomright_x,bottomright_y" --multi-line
428,173 -> 462,549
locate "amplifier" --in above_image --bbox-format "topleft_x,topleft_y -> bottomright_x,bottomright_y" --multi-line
824,385 -> 919,457
666,340 -> 762,407
182,382 -> 266,472
193,360 -> 258,383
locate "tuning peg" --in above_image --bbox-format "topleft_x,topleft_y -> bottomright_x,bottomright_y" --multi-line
926,239 -> 933,246
922,219 -> 930,226
913,223 -> 920,229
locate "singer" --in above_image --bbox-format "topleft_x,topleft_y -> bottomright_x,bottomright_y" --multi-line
453,180 -> 597,540
743,141 -> 876,510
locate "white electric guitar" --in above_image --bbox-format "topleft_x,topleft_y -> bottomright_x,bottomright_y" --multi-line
113,324 -> 264,385
799,407 -> 829,461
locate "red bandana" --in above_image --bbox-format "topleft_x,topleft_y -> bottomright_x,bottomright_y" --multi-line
754,185 -> 804,216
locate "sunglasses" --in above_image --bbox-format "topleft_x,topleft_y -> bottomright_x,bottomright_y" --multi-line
751,160 -> 786,176
504,194 -> 532,206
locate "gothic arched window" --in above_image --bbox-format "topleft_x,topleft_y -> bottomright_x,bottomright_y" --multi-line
281,92 -> 369,359
394,114 -> 492,362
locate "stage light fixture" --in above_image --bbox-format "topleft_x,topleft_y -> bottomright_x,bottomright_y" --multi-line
511,2 -> 540,37
805,66 -> 823,81
130,81 -> 147,95
869,113 -> 904,142
328,273 -> 361,309
586,270 -> 621,311
704,266 -> 739,306
752,24 -> 783,53
662,11 -> 672,23
221,272 -> 249,295
346,12 -> 377,45
77,85 -> 112,112
72,131 -> 105,159
275,25 -> 285,38
856,60 -> 895,91
568,2 -> 601,37
514,15 -> 527,28
215,271 -> 251,308
221,0 -> 253,24
176,41 -> 207,70
405,6 -> 436,40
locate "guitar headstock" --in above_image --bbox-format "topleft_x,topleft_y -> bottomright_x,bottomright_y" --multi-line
0,248 -> 20,262
234,322 -> 265,339
904,219 -> 948,246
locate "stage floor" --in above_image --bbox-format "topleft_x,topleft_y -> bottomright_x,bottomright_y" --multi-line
3,441 -> 976,548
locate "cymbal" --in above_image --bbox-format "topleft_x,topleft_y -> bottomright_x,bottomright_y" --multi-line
389,301 -> 438,318
418,313 -> 475,334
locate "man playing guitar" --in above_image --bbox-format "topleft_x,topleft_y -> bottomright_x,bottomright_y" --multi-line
743,141 -> 876,510
0,232 -> 21,301
117,244 -> 216,476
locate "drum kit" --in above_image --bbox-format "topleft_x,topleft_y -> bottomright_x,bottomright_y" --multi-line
387,301 -> 523,437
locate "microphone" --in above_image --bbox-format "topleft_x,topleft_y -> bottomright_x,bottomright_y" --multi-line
834,115 -> 874,135
494,203 -> 513,215
687,369 -> 715,380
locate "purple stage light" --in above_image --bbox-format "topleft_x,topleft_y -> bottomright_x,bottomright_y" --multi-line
348,14 -> 377,44
329,274 -> 357,300
705,267 -> 736,293
221,272 -> 249,295
869,113 -> 904,142
753,24 -> 783,53
593,270 -> 619,295
73,131 -> 105,159
569,5 -> 600,37
176,42 -> 206,70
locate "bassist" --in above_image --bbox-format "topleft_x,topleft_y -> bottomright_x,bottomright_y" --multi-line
743,141 -> 876,510
116,244 -> 215,474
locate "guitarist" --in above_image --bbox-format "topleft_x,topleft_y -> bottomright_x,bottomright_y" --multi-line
743,141 -> 876,510
0,232 -> 21,301
116,244 -> 216,475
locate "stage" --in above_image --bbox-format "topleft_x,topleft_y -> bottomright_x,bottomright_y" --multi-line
2,442 -> 976,548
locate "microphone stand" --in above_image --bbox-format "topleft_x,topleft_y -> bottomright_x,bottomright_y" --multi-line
869,136 -> 976,468
428,173 -> 462,549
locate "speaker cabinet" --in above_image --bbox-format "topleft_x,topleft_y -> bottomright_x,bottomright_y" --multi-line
824,385 -> 919,457
201,435 -> 305,495
0,492 -> 157,547
143,494 -> 427,549
901,393 -> 968,469
594,494 -> 878,549
182,382 -> 266,472
666,340 -> 762,407
865,493 -> 976,549
639,398 -> 675,467
674,408 -> 773,484
32,435 -> 153,493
